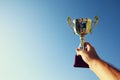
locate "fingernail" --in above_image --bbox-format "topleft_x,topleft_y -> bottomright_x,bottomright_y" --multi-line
76,48 -> 80,51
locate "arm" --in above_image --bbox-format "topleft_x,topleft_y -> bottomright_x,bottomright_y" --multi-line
91,59 -> 120,80
76,42 -> 120,80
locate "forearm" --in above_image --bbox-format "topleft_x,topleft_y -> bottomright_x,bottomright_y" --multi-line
89,59 -> 120,80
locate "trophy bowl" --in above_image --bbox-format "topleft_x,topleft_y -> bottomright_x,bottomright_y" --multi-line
67,16 -> 98,68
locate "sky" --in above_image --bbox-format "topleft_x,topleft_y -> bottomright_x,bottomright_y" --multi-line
0,0 -> 120,80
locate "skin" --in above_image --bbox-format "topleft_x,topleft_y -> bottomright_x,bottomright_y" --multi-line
76,42 -> 120,80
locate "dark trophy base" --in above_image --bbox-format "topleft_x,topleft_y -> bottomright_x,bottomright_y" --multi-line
74,55 -> 89,68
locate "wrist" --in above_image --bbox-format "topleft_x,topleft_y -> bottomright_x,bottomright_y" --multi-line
88,58 -> 102,70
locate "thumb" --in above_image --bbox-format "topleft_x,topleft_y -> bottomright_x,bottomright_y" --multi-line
84,42 -> 92,51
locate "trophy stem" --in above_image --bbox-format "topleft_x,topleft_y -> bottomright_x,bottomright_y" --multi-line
79,35 -> 84,49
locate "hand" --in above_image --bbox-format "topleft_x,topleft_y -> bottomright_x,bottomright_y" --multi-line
76,43 -> 120,80
76,42 -> 100,66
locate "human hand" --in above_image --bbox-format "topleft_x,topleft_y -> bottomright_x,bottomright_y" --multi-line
76,42 -> 100,66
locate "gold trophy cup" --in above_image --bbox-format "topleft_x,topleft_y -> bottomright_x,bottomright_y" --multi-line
67,16 -> 98,68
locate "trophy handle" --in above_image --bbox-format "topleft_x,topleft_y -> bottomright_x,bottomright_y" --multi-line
93,16 -> 98,26
90,16 -> 99,34
67,17 -> 74,27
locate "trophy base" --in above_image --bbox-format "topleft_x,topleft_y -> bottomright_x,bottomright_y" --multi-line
74,55 -> 89,68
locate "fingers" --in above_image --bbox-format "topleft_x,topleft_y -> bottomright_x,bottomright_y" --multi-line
76,48 -> 85,56
76,42 -> 93,56
76,48 -> 81,56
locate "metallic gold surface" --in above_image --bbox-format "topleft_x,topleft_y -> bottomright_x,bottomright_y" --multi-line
67,16 -> 98,49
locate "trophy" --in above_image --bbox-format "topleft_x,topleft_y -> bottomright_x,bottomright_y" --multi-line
67,16 -> 98,68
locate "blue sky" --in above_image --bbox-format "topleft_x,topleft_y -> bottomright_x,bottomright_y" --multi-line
0,0 -> 120,80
